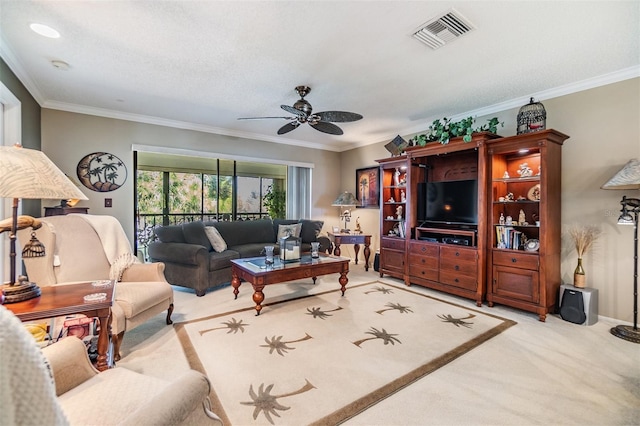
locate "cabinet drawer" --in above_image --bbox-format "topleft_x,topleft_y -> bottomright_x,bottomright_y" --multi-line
440,246 -> 476,263
492,265 -> 539,303
409,265 -> 438,281
440,257 -> 477,276
381,237 -> 405,251
409,241 -> 438,257
381,249 -> 404,272
493,251 -> 538,270
439,270 -> 477,291
409,254 -> 438,269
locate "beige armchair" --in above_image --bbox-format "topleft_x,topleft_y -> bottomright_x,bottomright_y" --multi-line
0,305 -> 220,425
18,214 -> 174,360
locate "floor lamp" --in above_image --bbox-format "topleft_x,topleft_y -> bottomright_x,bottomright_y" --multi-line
0,144 -> 87,303
602,159 -> 640,343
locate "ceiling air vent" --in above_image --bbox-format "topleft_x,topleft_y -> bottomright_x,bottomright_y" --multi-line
412,8 -> 475,50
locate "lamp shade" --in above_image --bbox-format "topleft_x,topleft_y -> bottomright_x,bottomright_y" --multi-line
601,159 -> 640,190
0,145 -> 88,200
332,191 -> 358,206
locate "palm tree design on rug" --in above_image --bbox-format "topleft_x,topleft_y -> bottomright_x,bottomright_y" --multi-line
305,306 -> 343,319
241,380 -> 316,425
260,333 -> 313,356
353,327 -> 401,347
198,317 -> 249,336
376,302 -> 413,315
437,313 -> 476,328
364,286 -> 393,295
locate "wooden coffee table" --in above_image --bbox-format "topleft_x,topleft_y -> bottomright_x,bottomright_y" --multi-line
5,281 -> 115,371
231,253 -> 350,315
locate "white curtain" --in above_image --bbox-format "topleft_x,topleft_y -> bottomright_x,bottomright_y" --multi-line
287,166 -> 311,219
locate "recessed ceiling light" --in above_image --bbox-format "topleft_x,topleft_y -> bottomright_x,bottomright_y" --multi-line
30,23 -> 60,38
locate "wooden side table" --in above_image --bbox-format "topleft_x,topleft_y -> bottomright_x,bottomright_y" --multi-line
44,207 -> 89,216
4,281 -> 115,371
328,233 -> 372,271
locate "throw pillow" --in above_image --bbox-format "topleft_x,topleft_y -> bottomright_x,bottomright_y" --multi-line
204,226 -> 227,252
277,223 -> 302,241
299,220 -> 324,243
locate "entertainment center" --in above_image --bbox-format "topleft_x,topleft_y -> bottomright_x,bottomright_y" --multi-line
377,129 -> 569,321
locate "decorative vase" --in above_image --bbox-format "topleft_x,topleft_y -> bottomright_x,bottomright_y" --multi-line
574,257 -> 585,288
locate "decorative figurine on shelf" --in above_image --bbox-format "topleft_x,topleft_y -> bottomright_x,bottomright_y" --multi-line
400,190 -> 406,202
517,162 -> 533,178
354,217 -> 362,234
505,215 -> 513,226
499,213 -> 506,225
394,168 -> 401,186
396,205 -> 403,219
503,171 -> 510,179
518,209 -> 526,226
388,196 -> 395,203
504,192 -> 514,202
399,174 -> 407,186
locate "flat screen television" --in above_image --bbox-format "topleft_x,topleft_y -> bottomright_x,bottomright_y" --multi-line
423,179 -> 478,225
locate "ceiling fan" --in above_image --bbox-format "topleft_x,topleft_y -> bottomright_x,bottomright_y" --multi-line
238,86 -> 363,135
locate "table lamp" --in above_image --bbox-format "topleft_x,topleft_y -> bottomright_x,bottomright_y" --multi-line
0,144 -> 88,303
332,191 -> 358,233
601,158 -> 640,343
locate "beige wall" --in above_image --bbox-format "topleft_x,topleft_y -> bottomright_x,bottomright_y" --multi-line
339,78 -> 640,322
41,109 -> 341,244
40,78 -> 639,321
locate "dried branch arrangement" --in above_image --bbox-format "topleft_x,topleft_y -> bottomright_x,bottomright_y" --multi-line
568,224 -> 601,258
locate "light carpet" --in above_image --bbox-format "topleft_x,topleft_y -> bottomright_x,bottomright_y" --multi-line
175,281 -> 516,425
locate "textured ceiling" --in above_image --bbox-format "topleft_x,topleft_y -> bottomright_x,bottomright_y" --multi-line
1,1 -> 638,152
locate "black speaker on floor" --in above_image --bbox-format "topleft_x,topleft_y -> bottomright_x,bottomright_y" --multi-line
559,288 -> 587,325
373,253 -> 380,272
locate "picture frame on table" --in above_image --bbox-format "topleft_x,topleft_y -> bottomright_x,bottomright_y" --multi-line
355,166 -> 380,208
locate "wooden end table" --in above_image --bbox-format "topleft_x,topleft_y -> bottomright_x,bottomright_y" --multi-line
4,281 -> 115,371
328,232 -> 372,271
231,253 -> 349,315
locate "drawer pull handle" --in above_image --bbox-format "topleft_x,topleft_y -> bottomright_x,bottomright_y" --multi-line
511,258 -> 517,263
455,265 -> 460,271
455,252 -> 460,256
421,259 -> 425,264
454,278 -> 459,283
421,247 -> 426,252
421,271 -> 425,275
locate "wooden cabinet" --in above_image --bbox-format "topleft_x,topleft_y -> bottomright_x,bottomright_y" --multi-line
377,157 -> 409,280
380,236 -> 405,279
486,129 -> 568,321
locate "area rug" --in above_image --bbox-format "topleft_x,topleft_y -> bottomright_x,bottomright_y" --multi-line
175,281 -> 516,425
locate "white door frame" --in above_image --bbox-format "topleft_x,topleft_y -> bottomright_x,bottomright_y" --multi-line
0,82 -> 22,283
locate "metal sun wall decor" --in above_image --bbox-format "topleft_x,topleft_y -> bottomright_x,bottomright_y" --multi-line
76,152 -> 127,192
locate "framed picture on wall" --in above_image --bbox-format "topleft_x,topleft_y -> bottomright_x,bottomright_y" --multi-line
355,166 -> 380,208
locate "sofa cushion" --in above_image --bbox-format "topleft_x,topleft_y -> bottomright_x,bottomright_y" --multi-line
154,225 -> 185,243
182,221 -> 212,251
227,243 -> 268,259
213,219 -> 275,247
277,223 -> 302,241
299,220 -> 324,243
272,219 -> 298,241
115,281 -> 173,318
208,250 -> 240,270
204,226 -> 227,252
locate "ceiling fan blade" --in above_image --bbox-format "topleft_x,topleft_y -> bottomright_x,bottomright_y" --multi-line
315,111 -> 363,123
310,121 -> 343,135
277,121 -> 301,135
281,105 -> 307,118
237,116 -> 294,120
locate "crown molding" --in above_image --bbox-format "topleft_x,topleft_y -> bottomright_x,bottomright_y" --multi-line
0,35 -> 46,106
351,65 -> 640,150
43,100 -> 342,152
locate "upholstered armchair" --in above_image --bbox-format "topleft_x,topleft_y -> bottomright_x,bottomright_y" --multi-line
17,214 -> 174,360
0,305 -> 220,425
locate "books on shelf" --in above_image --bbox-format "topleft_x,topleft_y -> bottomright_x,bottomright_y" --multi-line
495,226 -> 524,250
